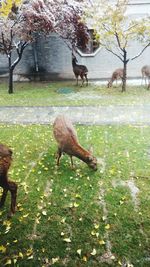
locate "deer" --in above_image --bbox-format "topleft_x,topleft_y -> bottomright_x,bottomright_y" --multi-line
107,68 -> 124,88
141,65 -> 150,86
72,54 -> 88,86
0,144 -> 17,218
53,115 -> 97,171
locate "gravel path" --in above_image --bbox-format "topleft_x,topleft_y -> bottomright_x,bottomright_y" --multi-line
0,105 -> 150,125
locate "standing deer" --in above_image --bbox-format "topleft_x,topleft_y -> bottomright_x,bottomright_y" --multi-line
53,115 -> 97,170
141,65 -> 150,86
72,55 -> 88,86
0,144 -> 17,218
107,68 -> 124,88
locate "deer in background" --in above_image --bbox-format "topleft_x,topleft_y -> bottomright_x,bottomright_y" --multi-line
72,54 -> 88,86
53,115 -> 97,170
0,144 -> 17,218
141,65 -> 150,86
107,68 -> 124,88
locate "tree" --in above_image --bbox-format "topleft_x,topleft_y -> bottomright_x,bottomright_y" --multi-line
0,0 -> 27,94
84,0 -> 150,92
0,0 -> 88,94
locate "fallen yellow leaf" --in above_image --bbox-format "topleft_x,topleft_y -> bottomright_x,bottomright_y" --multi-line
105,224 -> 110,230
0,245 -> 6,253
63,238 -> 71,243
99,240 -> 105,245
77,249 -> 82,256
90,248 -> 97,256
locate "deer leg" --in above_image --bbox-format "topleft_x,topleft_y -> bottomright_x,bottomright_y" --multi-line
56,147 -> 62,166
7,180 -> 17,218
85,74 -> 88,86
0,187 -> 8,208
80,74 -> 84,87
75,75 -> 78,86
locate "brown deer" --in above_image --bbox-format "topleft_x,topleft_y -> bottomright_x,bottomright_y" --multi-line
72,54 -> 88,86
141,65 -> 150,86
53,115 -> 97,170
0,144 -> 17,218
107,68 -> 124,88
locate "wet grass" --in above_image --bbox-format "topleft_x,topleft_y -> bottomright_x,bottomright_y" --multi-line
0,81 -> 150,106
0,124 -> 150,266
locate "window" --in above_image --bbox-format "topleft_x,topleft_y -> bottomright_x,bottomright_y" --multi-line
77,29 -> 99,54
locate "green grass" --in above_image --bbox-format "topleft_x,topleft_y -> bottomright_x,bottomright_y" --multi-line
0,81 -> 150,106
0,124 -> 150,266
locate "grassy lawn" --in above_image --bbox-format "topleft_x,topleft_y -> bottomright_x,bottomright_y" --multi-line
0,81 -> 150,106
0,124 -> 150,266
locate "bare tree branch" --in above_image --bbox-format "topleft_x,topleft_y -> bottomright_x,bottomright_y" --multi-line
131,42 -> 150,61
100,43 -> 123,62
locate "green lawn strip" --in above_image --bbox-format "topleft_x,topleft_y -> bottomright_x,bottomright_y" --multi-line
0,125 -> 53,265
0,125 -> 150,266
104,184 -> 146,264
0,82 -> 150,106
29,155 -> 104,266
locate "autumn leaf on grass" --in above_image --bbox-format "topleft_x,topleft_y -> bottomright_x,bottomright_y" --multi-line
26,248 -> 33,257
63,238 -> 71,243
23,213 -> 29,218
3,220 -> 11,234
4,259 -> 12,265
118,260 -> 122,265
90,248 -> 97,256
13,239 -> 18,243
0,245 -> 6,253
99,240 -> 105,245
18,252 -> 24,259
119,196 -> 127,205
75,193 -> 81,199
94,223 -> 100,229
13,259 -> 17,264
42,210 -> 47,216
0,211 -> 3,216
82,256 -> 87,262
73,202 -> 79,208
91,230 -> 99,237
52,257 -> 59,264
61,217 -> 66,224
102,216 -> 106,221
105,224 -> 110,230
77,249 -> 82,256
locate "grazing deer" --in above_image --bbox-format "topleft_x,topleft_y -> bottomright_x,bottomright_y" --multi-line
72,55 -> 88,86
53,115 -> 97,170
141,65 -> 150,86
0,144 -> 17,218
107,68 -> 124,88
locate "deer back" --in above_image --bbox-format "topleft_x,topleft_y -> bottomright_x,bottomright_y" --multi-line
53,115 -> 79,153
113,69 -> 124,79
107,68 -> 123,87
53,115 -> 97,170
0,144 -> 12,178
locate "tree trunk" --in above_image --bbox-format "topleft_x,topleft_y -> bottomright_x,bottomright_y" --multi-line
8,54 -> 14,94
122,49 -> 127,92
8,68 -> 13,94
